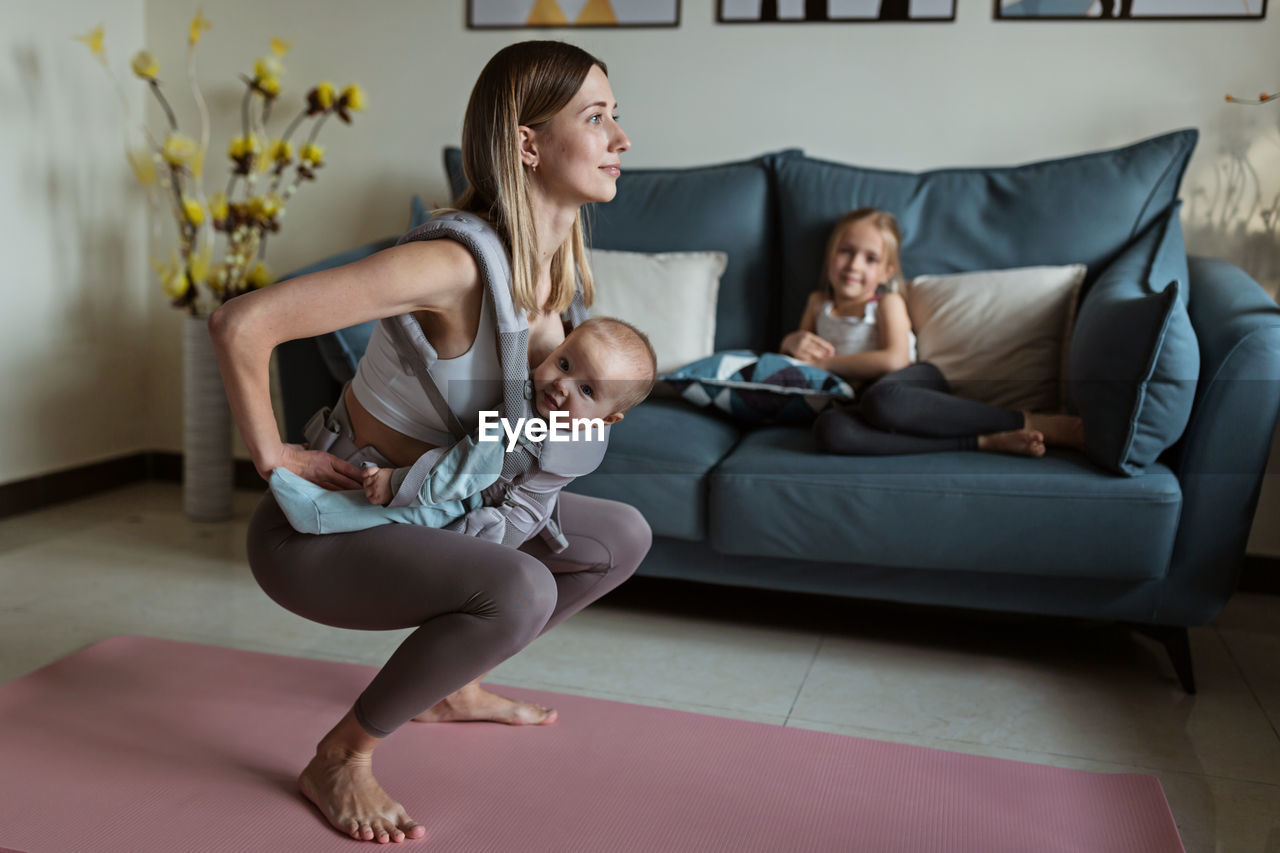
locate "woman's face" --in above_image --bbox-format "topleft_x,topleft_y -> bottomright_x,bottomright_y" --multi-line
526,65 -> 631,205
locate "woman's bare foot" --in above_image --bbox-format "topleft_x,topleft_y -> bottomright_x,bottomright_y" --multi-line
413,682 -> 558,725
977,428 -> 1046,457
363,466 -> 394,506
298,710 -> 426,844
1024,412 -> 1086,449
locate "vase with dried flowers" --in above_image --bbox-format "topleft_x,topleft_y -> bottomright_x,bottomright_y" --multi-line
76,11 -> 365,520
1218,86 -> 1280,297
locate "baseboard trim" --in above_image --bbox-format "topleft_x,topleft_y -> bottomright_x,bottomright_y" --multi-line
1240,555 -> 1280,595
0,453 -> 263,520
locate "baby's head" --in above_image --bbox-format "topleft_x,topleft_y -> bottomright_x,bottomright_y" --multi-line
532,317 -> 657,424
822,208 -> 903,305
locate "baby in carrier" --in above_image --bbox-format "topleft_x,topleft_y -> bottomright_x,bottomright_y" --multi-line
270,316 -> 656,549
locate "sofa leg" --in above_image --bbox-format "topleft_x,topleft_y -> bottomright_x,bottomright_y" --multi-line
1132,624 -> 1196,694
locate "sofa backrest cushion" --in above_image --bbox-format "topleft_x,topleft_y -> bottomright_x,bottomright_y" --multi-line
1068,201 -> 1199,476
444,147 -> 798,353
771,129 -> 1197,335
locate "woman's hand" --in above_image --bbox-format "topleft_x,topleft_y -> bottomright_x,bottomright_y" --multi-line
781,330 -> 835,365
261,443 -> 363,491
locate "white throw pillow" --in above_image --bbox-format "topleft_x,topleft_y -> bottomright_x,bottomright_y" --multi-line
901,265 -> 1086,413
587,249 -> 726,374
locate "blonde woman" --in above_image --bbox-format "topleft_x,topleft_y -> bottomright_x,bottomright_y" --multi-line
211,41 -> 646,844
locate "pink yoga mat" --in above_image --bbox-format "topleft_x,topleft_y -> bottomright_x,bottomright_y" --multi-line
0,636 -> 1183,852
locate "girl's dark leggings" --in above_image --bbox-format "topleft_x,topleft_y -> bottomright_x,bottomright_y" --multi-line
246,489 -> 651,738
813,362 -> 1024,455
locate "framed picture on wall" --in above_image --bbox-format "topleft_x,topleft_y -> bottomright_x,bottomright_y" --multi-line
468,0 -> 681,28
718,0 -> 956,22
995,0 -> 1265,19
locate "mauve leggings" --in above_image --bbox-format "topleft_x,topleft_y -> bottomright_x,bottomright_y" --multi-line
813,362 -> 1024,455
246,488 -> 651,737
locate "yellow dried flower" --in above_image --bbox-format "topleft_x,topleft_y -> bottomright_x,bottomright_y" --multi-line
126,147 -> 156,185
269,139 -> 293,164
74,26 -> 106,64
314,82 -> 335,109
206,263 -> 227,295
248,194 -> 283,220
228,134 -> 263,159
182,197 -> 205,226
131,50 -> 159,80
254,55 -> 284,80
270,37 -> 292,56
162,133 -> 199,168
189,242 -> 213,284
188,10 -> 211,48
258,75 -> 281,98
189,146 -> 206,179
299,143 -> 324,165
154,252 -> 190,299
209,192 -> 229,221
340,84 -> 365,112
246,262 -> 274,290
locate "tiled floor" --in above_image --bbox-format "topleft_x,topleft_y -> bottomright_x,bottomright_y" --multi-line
1,482 -> 1277,852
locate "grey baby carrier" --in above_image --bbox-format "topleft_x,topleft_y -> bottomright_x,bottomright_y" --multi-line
377,211 -> 608,551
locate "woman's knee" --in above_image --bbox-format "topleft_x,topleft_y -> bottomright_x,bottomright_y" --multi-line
601,501 -> 652,573
487,552 -> 560,645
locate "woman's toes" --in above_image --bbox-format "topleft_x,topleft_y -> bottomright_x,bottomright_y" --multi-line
358,823 -> 375,841
400,818 -> 427,840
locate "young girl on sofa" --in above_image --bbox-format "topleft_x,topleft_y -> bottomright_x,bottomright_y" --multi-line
781,207 -> 1084,456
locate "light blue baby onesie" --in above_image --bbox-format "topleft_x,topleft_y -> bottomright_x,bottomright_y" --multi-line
269,435 -> 504,535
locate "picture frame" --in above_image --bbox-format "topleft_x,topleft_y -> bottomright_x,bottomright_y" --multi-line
717,0 -> 956,23
468,0 -> 681,28
994,0 -> 1266,20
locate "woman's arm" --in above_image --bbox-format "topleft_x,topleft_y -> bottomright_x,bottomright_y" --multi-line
812,292 -> 914,383
780,292 -> 835,362
209,239 -> 479,486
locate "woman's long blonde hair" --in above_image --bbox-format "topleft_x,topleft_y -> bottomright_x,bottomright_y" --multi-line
451,41 -> 604,317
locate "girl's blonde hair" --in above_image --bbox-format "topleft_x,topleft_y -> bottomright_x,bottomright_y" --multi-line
820,208 -> 904,298
449,40 -> 604,318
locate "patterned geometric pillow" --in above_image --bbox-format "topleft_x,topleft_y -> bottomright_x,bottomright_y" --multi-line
660,350 -> 854,424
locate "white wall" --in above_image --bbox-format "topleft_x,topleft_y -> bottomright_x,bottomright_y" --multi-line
11,0 -> 1280,553
1,0 -> 150,484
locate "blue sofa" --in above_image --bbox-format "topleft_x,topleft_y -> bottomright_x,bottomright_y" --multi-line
276,130 -> 1280,692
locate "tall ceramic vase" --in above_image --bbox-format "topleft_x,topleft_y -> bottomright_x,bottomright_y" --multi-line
183,314 -> 233,521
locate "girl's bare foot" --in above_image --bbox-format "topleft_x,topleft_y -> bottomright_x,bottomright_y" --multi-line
1024,412 -> 1086,449
413,682 -> 557,725
363,466 -> 394,506
978,428 -> 1046,458
299,710 -> 426,843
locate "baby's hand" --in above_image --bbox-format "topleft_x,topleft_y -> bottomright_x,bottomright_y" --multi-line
362,466 -> 394,506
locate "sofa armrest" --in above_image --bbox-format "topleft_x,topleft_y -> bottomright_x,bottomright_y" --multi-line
1158,256 -> 1280,623
275,236 -> 398,443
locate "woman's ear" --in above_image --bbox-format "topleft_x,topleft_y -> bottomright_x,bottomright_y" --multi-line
517,125 -> 539,168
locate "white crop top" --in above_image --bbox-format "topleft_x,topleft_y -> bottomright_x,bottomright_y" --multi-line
815,299 -> 918,362
349,295 -> 503,442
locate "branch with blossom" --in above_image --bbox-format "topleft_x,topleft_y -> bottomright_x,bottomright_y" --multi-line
75,13 -> 365,316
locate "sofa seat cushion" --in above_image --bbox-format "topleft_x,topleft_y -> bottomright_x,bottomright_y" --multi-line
567,399 -> 741,541
708,427 -> 1181,581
